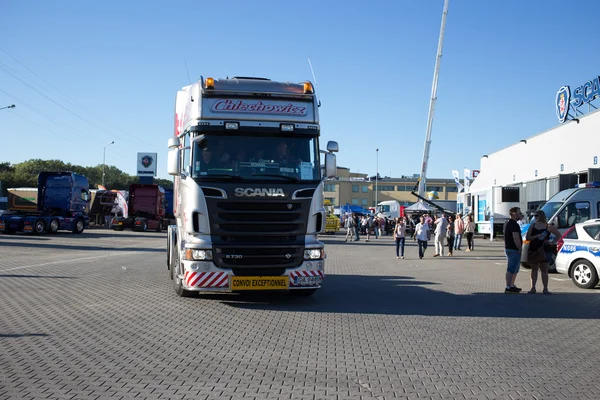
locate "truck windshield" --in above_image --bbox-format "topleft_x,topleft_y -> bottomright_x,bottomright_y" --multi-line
190,134 -> 320,181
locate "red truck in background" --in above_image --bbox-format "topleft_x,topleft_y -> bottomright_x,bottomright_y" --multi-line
111,184 -> 170,232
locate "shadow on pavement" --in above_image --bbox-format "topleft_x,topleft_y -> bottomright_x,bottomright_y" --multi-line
213,274 -> 600,320
0,333 -> 50,338
0,232 -> 165,240
0,241 -> 164,253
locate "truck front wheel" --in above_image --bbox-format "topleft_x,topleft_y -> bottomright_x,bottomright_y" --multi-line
72,218 -> 84,234
171,250 -> 195,298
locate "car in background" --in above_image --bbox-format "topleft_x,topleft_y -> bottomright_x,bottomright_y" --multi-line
555,219 -> 600,289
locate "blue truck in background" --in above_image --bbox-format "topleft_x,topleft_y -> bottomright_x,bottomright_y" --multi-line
0,171 -> 91,234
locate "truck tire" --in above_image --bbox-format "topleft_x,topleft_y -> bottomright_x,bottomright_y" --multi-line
34,219 -> 46,234
171,249 -> 195,297
48,219 -> 60,234
72,218 -> 84,234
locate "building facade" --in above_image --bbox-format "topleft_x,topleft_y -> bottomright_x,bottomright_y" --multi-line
324,167 -> 458,208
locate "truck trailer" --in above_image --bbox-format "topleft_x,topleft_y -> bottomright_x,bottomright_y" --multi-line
166,76 -> 338,297
111,184 -> 170,232
0,171 -> 90,234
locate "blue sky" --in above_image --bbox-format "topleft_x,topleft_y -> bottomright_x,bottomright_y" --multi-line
1,0 -> 599,183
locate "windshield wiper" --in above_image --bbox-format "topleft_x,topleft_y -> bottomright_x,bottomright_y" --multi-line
252,173 -> 301,182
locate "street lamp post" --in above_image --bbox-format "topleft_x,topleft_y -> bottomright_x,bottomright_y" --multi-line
102,141 -> 115,187
375,148 -> 379,213
0,104 -> 16,111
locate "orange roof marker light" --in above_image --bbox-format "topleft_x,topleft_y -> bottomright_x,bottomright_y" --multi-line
303,82 -> 314,94
205,77 -> 215,89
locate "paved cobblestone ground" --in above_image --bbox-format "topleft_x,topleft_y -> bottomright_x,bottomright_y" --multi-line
1,230 -> 600,399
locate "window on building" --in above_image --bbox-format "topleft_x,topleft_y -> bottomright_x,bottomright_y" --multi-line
445,186 -> 458,192
426,186 -> 443,192
375,185 -> 395,191
324,184 -> 336,192
361,198 -> 368,206
361,186 -> 369,193
351,198 -> 359,205
501,187 -> 519,202
396,185 -> 413,191
352,185 -> 359,193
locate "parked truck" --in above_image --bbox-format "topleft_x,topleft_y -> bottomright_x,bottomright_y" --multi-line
0,171 -> 90,234
111,184 -> 170,232
166,76 -> 338,297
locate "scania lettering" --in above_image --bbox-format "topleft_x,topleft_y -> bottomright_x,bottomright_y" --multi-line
166,76 -> 338,297
234,188 -> 285,197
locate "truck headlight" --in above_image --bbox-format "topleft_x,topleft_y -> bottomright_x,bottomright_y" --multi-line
304,249 -> 324,260
186,249 -> 213,260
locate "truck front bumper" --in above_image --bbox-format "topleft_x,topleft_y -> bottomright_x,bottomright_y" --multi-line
180,259 -> 325,292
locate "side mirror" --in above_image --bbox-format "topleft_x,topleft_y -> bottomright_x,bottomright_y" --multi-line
326,141 -> 339,153
167,148 -> 180,176
168,137 -> 180,149
324,153 -> 336,178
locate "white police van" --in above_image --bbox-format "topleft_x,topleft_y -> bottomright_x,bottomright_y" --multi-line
536,182 -> 600,234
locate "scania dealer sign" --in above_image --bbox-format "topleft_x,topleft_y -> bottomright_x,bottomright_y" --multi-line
137,152 -> 157,176
556,74 -> 600,123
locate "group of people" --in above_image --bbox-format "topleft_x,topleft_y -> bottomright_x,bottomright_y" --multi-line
412,212 -> 476,259
504,207 -> 561,295
343,213 -> 393,242
345,206 -> 562,295
344,211 -> 477,261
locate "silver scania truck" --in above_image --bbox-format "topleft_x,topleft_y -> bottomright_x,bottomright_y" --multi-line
166,76 -> 338,297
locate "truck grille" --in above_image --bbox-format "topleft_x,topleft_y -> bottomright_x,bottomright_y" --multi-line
206,198 -> 309,271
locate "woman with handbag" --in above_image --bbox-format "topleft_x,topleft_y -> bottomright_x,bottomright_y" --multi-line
525,210 -> 561,294
393,217 -> 407,259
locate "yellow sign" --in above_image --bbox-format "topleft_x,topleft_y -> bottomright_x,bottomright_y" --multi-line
231,276 -> 289,291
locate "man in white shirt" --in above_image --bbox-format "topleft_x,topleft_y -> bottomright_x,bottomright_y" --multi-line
433,213 -> 448,257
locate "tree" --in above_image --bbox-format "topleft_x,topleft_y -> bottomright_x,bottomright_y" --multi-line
0,159 -> 173,192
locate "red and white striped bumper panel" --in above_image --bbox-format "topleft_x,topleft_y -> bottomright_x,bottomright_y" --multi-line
184,271 -> 229,288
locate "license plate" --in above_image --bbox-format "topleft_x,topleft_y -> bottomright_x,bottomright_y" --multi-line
230,276 -> 289,291
24,226 -> 32,232
295,276 -> 322,286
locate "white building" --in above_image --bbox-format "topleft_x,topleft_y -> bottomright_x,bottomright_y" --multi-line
463,106 -> 600,234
